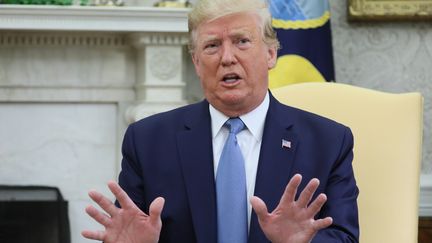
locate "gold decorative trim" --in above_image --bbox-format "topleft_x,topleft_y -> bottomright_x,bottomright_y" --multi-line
272,11 -> 330,30
348,0 -> 432,21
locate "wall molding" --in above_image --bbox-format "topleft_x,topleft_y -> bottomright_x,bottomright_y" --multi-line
0,32 -> 128,47
0,5 -> 189,32
420,174 -> 432,216
129,32 -> 189,46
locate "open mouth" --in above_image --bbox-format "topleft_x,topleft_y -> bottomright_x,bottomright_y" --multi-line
222,73 -> 241,84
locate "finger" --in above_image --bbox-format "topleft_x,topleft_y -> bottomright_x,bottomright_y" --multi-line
279,174 -> 302,205
306,193 -> 328,218
297,178 -> 320,208
81,229 -> 106,241
312,217 -> 333,230
250,196 -> 269,223
88,190 -> 118,216
149,197 -> 165,225
85,205 -> 111,227
107,181 -> 136,210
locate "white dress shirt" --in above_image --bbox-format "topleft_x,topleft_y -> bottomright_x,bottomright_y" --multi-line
209,92 -> 270,228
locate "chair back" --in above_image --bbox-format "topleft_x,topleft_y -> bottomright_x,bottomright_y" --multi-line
272,82 -> 423,243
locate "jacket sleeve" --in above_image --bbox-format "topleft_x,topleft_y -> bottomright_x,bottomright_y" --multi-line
115,123 -> 147,211
312,127 -> 359,243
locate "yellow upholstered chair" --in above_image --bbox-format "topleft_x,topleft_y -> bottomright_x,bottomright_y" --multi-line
272,82 -> 423,243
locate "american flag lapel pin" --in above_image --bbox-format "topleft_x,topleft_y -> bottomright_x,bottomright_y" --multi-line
282,139 -> 291,149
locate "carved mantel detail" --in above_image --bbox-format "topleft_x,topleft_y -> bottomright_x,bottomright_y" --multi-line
129,32 -> 189,46
150,49 -> 180,81
127,32 -> 189,123
0,32 -> 128,47
0,5 -> 191,122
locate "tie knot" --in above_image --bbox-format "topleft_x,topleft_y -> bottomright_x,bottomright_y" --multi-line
225,118 -> 245,135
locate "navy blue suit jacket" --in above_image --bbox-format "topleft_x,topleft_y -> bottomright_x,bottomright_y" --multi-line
118,93 -> 359,242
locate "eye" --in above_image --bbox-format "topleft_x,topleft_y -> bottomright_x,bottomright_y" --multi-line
239,38 -> 250,44
203,42 -> 220,54
237,38 -> 251,48
204,42 -> 219,50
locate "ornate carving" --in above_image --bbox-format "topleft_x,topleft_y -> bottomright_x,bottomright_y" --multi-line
129,33 -> 189,47
348,0 -> 432,21
0,32 -> 127,47
149,48 -> 181,81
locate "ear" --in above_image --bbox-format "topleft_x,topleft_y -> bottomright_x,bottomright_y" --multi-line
191,52 -> 198,66
267,46 -> 277,69
191,53 -> 201,78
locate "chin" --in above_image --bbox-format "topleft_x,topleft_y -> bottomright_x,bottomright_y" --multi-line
220,92 -> 247,105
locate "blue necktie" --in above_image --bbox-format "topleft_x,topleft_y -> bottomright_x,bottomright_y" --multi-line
216,118 -> 248,243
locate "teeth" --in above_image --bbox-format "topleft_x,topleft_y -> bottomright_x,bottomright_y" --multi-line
224,78 -> 237,83
223,74 -> 240,83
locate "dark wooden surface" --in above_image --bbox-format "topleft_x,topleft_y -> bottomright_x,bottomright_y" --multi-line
419,217 -> 432,243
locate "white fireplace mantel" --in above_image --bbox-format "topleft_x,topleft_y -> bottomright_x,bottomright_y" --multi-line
0,7 -> 195,243
0,5 -> 189,33
0,4 -> 193,112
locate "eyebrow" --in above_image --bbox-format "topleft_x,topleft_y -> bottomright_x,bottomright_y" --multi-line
200,29 -> 253,44
228,29 -> 253,39
201,35 -> 219,44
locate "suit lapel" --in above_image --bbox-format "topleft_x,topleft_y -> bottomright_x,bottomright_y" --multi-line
249,94 -> 299,243
176,96 -> 300,243
177,101 -> 217,243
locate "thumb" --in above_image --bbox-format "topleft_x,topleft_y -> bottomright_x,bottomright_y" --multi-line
250,196 -> 269,222
149,197 -> 165,225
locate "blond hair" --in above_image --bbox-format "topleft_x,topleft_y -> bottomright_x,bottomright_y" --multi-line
188,0 -> 280,53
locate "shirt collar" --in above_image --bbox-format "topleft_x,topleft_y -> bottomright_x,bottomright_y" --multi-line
209,91 -> 270,141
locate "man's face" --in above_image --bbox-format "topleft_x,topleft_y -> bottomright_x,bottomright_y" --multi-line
192,12 -> 277,117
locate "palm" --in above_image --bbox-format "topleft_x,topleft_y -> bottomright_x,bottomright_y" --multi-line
103,207 -> 161,243
259,203 -> 321,242
82,181 -> 164,243
251,174 -> 332,243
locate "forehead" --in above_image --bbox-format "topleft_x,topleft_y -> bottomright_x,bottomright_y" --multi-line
196,12 -> 261,40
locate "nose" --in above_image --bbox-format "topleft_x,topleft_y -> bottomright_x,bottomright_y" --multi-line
220,42 -> 238,67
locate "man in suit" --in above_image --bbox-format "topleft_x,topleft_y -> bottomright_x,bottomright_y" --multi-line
82,0 -> 359,242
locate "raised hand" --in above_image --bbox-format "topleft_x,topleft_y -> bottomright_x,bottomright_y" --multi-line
251,174 -> 332,243
81,181 -> 164,243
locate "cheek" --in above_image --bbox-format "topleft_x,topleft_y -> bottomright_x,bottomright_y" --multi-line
246,59 -> 270,88
196,59 -> 213,74
250,59 -> 268,77
199,74 -> 214,91
200,63 -> 220,83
